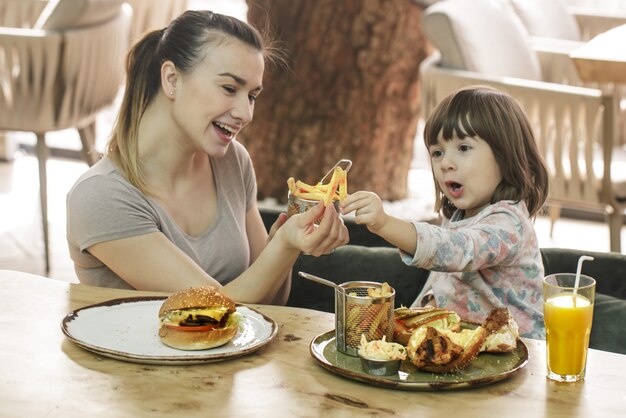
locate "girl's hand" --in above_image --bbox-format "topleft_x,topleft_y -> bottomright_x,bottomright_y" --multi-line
341,191 -> 387,233
280,202 -> 348,256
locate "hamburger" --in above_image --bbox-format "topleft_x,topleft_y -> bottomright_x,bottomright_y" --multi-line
158,287 -> 241,350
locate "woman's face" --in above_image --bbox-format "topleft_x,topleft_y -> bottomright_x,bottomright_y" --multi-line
172,38 -> 264,156
429,134 -> 502,218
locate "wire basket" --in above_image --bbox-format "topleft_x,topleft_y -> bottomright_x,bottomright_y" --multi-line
287,192 -> 340,222
335,281 -> 395,356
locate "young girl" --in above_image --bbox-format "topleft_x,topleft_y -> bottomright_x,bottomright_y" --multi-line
342,86 -> 549,338
66,11 -> 348,304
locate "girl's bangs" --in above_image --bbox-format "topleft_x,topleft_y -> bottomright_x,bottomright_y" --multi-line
427,110 -> 477,146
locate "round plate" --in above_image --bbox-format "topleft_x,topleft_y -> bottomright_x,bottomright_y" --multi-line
310,330 -> 529,390
61,296 -> 277,365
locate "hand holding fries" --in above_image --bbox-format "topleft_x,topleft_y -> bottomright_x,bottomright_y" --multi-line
280,200 -> 349,257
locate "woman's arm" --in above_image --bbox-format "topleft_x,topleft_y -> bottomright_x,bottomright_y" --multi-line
89,201 -> 347,303
224,202 -> 347,304
244,201 -> 291,305
88,232 -> 222,292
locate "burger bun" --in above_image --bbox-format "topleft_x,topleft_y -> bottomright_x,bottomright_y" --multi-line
158,322 -> 238,350
158,287 -> 240,351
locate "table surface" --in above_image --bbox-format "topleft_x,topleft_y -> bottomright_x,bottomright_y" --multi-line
570,23 -> 626,83
1,270 -> 626,418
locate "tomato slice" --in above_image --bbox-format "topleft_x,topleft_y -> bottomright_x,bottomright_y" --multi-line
165,323 -> 217,332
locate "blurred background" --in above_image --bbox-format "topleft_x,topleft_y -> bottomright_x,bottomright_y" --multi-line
1,0 -> 624,283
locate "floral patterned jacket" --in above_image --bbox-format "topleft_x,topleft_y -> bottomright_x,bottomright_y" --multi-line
401,200 -> 545,339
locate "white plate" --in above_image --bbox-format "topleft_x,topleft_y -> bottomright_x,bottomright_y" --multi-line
61,296 -> 278,365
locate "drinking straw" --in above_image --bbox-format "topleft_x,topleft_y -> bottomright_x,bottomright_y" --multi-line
574,255 -> 594,296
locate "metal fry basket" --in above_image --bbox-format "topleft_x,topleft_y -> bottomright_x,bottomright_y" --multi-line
335,281 -> 395,356
286,191 -> 340,221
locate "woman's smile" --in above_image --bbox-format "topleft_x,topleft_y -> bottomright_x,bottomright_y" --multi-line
212,121 -> 238,143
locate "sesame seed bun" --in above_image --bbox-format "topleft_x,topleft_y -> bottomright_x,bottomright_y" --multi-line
158,287 -> 239,351
158,286 -> 236,316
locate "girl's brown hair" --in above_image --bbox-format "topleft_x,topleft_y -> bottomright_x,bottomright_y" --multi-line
106,10 -> 282,193
423,86 -> 548,219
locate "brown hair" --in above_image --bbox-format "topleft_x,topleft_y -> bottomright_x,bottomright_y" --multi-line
106,10 -> 283,193
423,85 -> 548,219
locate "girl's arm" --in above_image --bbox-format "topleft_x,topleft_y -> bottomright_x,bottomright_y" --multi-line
406,207 -> 527,272
342,191 -> 418,255
370,214 -> 418,255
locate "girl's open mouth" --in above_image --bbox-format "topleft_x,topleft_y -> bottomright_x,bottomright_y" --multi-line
445,181 -> 463,198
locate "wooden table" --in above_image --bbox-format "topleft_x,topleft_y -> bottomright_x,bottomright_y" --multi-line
570,24 -> 626,83
1,270 -> 626,418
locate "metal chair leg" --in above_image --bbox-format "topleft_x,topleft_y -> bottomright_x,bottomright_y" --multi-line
548,204 -> 561,239
78,122 -> 100,166
608,210 -> 623,253
36,133 -> 50,275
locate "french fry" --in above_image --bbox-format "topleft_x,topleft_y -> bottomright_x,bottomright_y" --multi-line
339,176 -> 348,201
297,192 -> 327,200
369,306 -> 388,336
287,177 -> 296,194
295,181 -> 327,193
367,282 -> 393,298
323,167 -> 340,207
286,166 -> 349,206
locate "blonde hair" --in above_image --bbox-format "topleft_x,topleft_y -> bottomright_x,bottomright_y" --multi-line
423,86 -> 549,219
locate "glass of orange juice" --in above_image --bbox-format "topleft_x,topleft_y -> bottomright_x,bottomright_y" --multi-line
543,273 -> 595,382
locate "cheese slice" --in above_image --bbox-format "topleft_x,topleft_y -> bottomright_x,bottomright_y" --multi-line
160,307 -> 230,326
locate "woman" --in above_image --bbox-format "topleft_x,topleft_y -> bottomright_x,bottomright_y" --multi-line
66,10 -> 348,304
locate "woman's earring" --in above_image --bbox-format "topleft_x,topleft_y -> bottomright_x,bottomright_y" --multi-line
169,91 -> 174,96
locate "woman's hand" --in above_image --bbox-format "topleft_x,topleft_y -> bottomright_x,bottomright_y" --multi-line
267,212 -> 288,243
279,202 -> 349,256
341,191 -> 388,233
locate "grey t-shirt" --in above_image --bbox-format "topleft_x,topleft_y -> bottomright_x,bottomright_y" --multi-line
66,140 -> 257,290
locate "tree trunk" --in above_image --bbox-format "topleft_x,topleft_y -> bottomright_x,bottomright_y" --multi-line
243,0 -> 428,202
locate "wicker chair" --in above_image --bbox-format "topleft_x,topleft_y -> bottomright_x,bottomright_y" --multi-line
509,0 -> 626,41
419,0 -> 626,252
0,0 -> 47,27
508,0 -> 626,147
0,0 -> 132,273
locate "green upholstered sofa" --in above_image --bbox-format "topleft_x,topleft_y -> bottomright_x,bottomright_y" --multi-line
259,208 -> 626,354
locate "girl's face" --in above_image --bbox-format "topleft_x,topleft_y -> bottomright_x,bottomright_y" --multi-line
172,38 -> 264,156
429,134 -> 502,218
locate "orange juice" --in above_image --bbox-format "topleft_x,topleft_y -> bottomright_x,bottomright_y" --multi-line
544,293 -> 594,376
